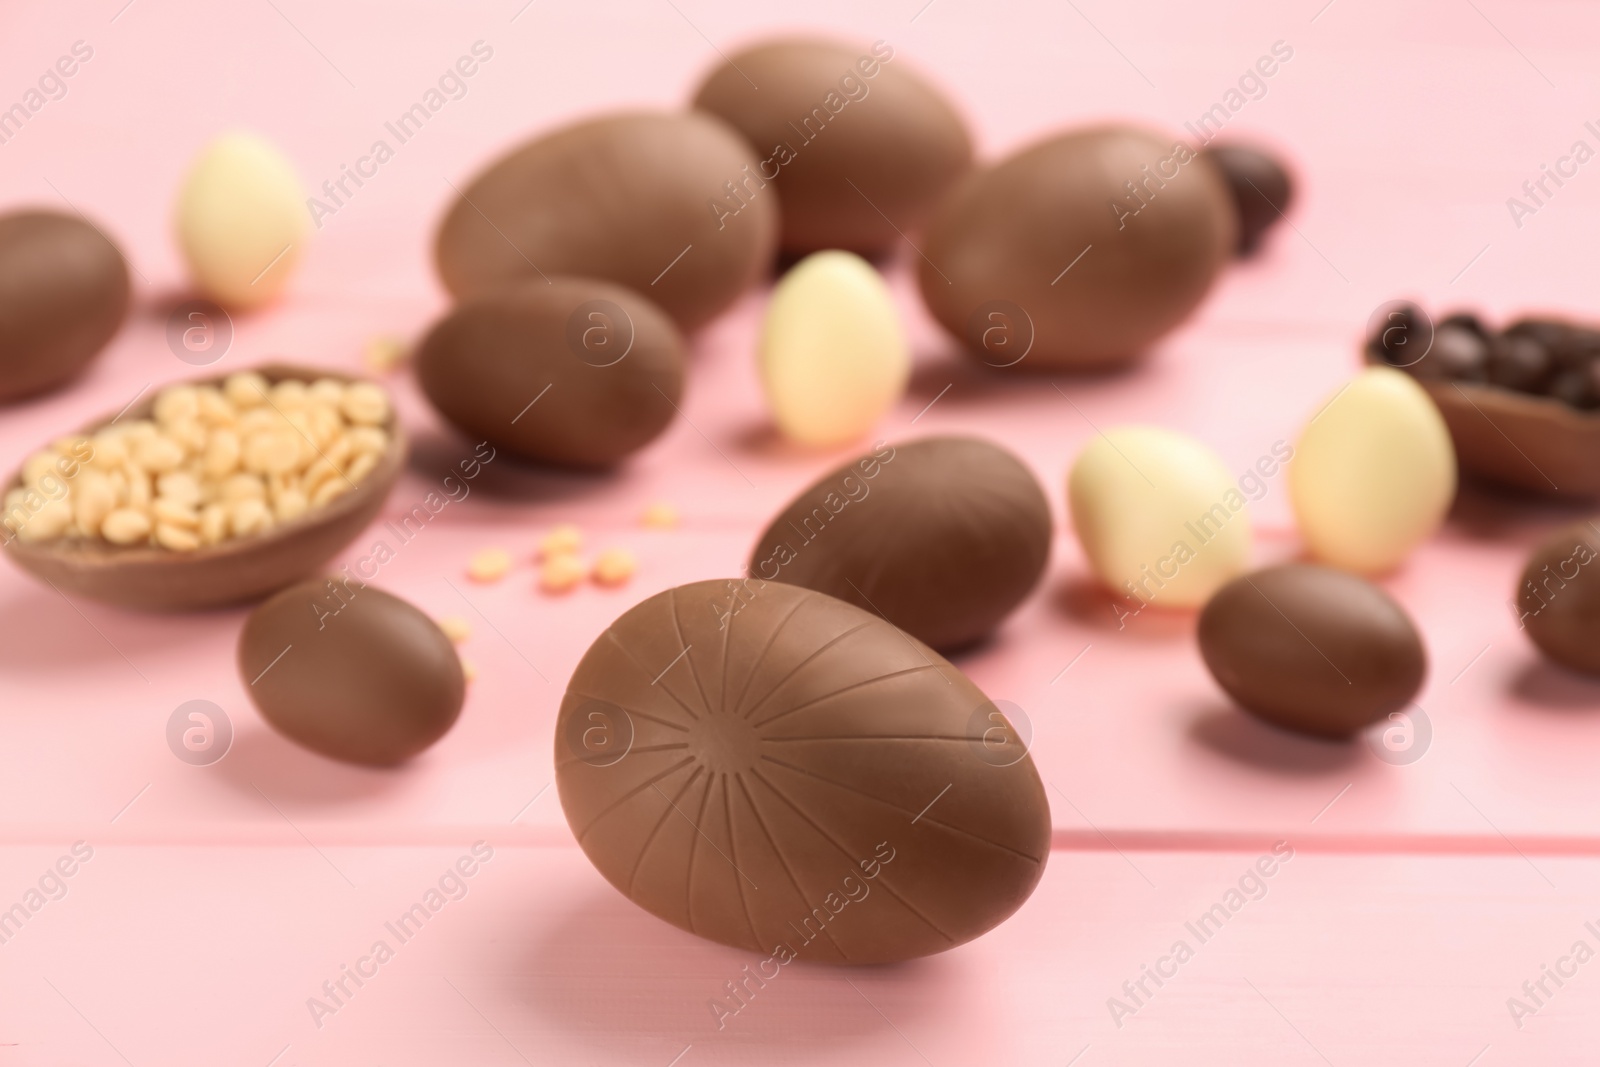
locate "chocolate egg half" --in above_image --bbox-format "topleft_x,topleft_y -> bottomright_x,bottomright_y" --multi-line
556,580 -> 1050,964
240,579 -> 465,765
1198,564 -> 1426,739
693,37 -> 972,257
919,126 -> 1235,371
0,210 -> 130,403
1517,522 -> 1600,675
434,111 -> 777,333
749,437 -> 1052,651
416,277 -> 685,469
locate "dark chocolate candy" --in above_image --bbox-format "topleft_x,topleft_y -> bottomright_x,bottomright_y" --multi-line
0,210 -> 130,403
434,111 -> 777,333
240,579 -> 465,765
919,126 -> 1235,371
416,277 -> 684,469
692,38 -> 972,258
748,437 -> 1052,651
1198,564 -> 1426,740
2,365 -> 405,611
1517,522 -> 1600,675
1486,334 -> 1551,393
1196,142 -> 1294,257
555,579 -> 1050,964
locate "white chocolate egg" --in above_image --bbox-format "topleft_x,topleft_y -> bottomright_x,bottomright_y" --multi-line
1068,425 -> 1253,608
1290,366 -> 1456,574
758,250 -> 909,447
175,131 -> 307,309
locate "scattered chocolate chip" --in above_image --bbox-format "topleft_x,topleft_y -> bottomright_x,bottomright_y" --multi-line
1486,334 -> 1551,393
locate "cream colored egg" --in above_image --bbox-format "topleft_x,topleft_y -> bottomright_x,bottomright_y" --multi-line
1290,366 -> 1455,574
175,131 -> 308,309
758,251 -> 909,447
1068,425 -> 1252,608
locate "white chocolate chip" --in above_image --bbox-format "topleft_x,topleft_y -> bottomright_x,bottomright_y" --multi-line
243,432 -> 299,475
591,547 -> 637,587
220,472 -> 266,503
224,372 -> 271,409
156,471 -> 203,507
155,522 -> 201,551
152,497 -> 200,529
154,386 -> 200,426
270,379 -> 309,409
101,507 -> 152,545
345,451 -> 379,484
309,478 -> 351,507
467,547 -> 512,583
538,523 -> 583,559
199,503 -> 228,544
132,434 -> 186,474
540,553 -> 588,592
308,378 -> 346,407
228,498 -> 274,537
340,382 -> 390,426
16,499 -> 72,541
73,473 -> 117,534
274,487 -> 309,523
203,428 -> 241,478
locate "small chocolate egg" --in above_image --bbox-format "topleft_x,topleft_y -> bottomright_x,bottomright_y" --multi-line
556,579 -> 1050,964
434,111 -> 777,333
416,277 -> 685,468
1290,366 -> 1456,574
1198,564 -> 1427,739
1068,425 -> 1253,608
0,210 -> 130,403
175,131 -> 308,309
748,437 -> 1051,651
919,125 -> 1236,371
239,579 -> 465,765
1197,142 -> 1294,257
759,251 -> 909,446
1516,522 -> 1600,675
692,37 -> 972,257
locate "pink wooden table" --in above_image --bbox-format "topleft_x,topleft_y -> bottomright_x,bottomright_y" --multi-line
4,0 -> 1600,1061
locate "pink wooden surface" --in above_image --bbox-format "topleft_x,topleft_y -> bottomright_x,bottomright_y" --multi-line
4,0 -> 1600,1061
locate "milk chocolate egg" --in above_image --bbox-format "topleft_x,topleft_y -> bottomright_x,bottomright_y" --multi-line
1197,142 -> 1294,257
749,437 -> 1051,651
435,111 -> 777,332
556,579 -> 1050,963
919,126 -> 1236,371
416,277 -> 685,468
1198,564 -> 1426,739
692,38 -> 972,257
239,579 -> 465,765
1517,522 -> 1600,675
0,210 -> 130,403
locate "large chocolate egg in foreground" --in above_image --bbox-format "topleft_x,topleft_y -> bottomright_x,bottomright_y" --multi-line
749,437 -> 1052,651
556,580 -> 1050,964
434,111 -> 777,333
919,126 -> 1235,371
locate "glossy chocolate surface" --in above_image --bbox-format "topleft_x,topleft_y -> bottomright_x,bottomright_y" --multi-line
434,111 -> 777,333
0,210 -> 130,403
919,125 -> 1235,371
556,579 -> 1050,964
1197,142 -> 1293,256
416,277 -> 685,469
240,579 -> 465,765
693,38 -> 972,257
748,437 -> 1052,651
1518,522 -> 1600,675
1198,564 -> 1427,739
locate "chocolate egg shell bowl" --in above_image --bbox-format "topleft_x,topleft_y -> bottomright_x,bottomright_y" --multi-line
1368,308 -> 1600,498
555,580 -> 1051,965
2,364 -> 405,611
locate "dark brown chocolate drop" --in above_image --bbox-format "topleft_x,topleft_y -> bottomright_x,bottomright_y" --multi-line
1198,564 -> 1426,739
416,277 -> 685,469
1197,142 -> 1294,257
692,38 -> 972,258
1517,522 -> 1600,675
0,210 -> 130,403
239,579 -> 465,765
434,111 -> 777,333
919,126 -> 1235,371
748,437 -> 1052,651
555,579 -> 1050,964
